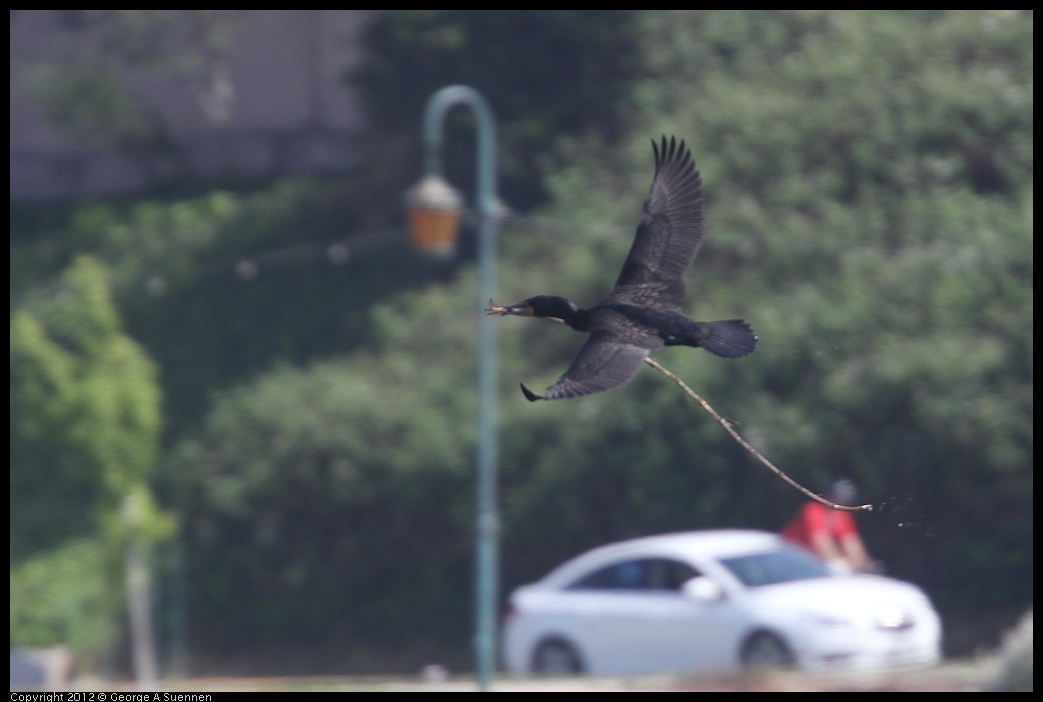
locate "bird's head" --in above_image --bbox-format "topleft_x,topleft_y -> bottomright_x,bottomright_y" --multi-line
486,295 -> 578,321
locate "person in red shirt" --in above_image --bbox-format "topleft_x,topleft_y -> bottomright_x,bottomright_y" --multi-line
782,479 -> 874,574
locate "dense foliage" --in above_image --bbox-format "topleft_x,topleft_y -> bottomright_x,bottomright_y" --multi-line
10,256 -> 173,665
350,10 -> 644,212
11,10 -> 1032,672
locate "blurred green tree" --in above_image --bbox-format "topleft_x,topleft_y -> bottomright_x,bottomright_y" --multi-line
11,255 -> 175,674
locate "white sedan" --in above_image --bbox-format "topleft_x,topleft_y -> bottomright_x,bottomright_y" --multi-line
502,530 -> 941,676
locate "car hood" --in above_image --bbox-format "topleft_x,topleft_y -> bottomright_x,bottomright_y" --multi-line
744,575 -> 933,621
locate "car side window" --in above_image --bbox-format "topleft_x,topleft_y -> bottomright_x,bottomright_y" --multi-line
567,560 -> 643,590
567,558 -> 700,591
648,558 -> 700,591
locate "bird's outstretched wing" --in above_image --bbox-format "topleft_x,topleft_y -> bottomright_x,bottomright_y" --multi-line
522,331 -> 659,401
605,136 -> 705,311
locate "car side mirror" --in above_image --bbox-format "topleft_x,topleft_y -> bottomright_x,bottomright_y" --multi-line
683,576 -> 725,603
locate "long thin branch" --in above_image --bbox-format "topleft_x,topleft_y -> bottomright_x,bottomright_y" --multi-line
642,357 -> 871,512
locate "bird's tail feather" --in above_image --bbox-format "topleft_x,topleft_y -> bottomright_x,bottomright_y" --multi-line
700,320 -> 758,359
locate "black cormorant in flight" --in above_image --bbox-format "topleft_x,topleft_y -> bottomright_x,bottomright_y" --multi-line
488,136 -> 757,401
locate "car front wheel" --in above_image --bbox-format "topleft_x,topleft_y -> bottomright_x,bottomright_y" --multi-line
531,638 -> 584,675
740,631 -> 795,669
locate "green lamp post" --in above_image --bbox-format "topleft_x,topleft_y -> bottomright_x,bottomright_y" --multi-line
406,85 -> 501,691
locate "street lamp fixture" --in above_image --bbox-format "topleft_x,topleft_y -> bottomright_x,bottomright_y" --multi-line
406,175 -> 462,258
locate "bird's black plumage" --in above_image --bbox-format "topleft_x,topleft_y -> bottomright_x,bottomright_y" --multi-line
492,136 -> 757,401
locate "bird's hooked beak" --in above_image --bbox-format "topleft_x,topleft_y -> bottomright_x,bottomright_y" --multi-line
485,299 -> 534,317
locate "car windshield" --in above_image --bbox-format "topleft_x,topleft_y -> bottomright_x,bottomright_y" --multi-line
718,545 -> 832,588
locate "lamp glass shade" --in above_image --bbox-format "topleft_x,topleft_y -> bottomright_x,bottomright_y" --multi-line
407,176 -> 462,257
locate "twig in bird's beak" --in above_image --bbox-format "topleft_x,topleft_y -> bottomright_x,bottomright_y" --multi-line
485,300 -> 511,316
484,300 -> 566,324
